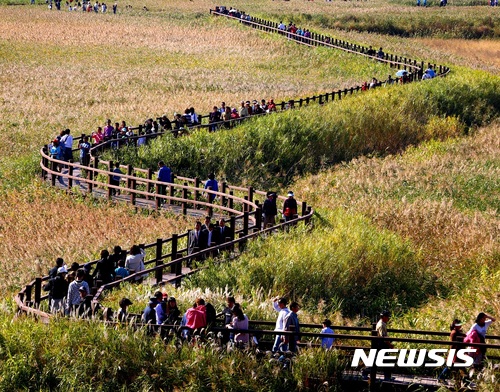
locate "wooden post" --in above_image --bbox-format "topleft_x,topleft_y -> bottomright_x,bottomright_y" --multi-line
126,164 -> 133,190
305,206 -> 312,225
255,207 -> 262,231
68,160 -> 73,190
229,190 -> 234,212
248,186 -> 254,203
41,145 -> 49,179
155,238 -> 163,284
169,172 -> 175,205
182,183 -> 188,215
221,182 -> 227,206
301,201 -> 307,217
51,158 -> 57,187
155,183 -> 161,210
370,324 -> 378,391
243,212 -> 249,236
88,160 -> 94,193
170,233 -> 178,274
229,216 -> 236,241
34,277 -> 42,307
243,195 -> 249,213
25,284 -> 32,305
107,160 -> 113,200
147,168 -> 153,200
130,175 -> 136,205
194,177 -> 201,207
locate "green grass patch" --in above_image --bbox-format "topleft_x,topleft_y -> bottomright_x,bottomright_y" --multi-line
108,69 -> 500,189
186,209 -> 439,317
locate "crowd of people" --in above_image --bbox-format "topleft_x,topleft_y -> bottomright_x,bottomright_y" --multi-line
111,292 -> 336,351
41,0 -> 118,13
43,244 -> 146,316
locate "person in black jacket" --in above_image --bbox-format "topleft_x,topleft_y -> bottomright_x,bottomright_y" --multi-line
262,192 -> 277,228
46,265 -> 69,313
188,221 -> 209,263
48,257 -> 65,279
92,249 -> 116,285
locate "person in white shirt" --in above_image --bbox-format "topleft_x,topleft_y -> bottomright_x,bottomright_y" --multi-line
272,297 -> 290,352
125,245 -> 146,281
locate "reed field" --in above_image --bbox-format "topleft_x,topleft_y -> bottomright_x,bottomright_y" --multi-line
0,0 -> 499,389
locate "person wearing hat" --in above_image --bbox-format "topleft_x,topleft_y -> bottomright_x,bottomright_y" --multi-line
272,297 -> 290,352
45,265 -> 69,313
438,319 -> 466,381
245,101 -> 253,116
283,191 -> 298,222
117,298 -> 133,322
376,310 -> 394,381
142,297 -> 158,332
263,192 -> 278,228
239,101 -> 248,118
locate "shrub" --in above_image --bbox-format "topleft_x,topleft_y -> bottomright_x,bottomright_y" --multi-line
188,209 -> 438,317
107,70 -> 500,190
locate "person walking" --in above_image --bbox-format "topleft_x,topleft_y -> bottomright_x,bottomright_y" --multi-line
376,310 -> 394,381
157,161 -> 172,204
262,192 -> 277,228
272,297 -> 290,352
283,191 -> 298,222
438,319 -> 466,381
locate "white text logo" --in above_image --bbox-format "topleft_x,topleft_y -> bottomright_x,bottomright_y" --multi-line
351,349 -> 475,368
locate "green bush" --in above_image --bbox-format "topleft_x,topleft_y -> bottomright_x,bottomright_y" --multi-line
0,311 -> 350,391
107,70 -> 500,190
188,209 -> 438,317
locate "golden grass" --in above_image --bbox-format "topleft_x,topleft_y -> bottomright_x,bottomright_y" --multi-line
1,0 -> 499,315
0,6 -> 390,161
295,123 -> 500,276
421,38 -> 500,73
0,182 -> 192,293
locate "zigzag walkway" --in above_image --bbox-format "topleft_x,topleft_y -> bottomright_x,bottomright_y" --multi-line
15,10 -> 488,392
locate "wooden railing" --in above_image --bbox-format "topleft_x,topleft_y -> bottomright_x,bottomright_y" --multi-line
211,9 -> 451,82
16,12 -> 476,390
19,140 -> 313,322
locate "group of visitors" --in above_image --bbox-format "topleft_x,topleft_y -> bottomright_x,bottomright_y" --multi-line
44,245 -> 146,316
266,297 -> 334,352
215,6 -> 251,21
187,217 -> 231,263
132,294 -> 252,346
42,0 -> 118,13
